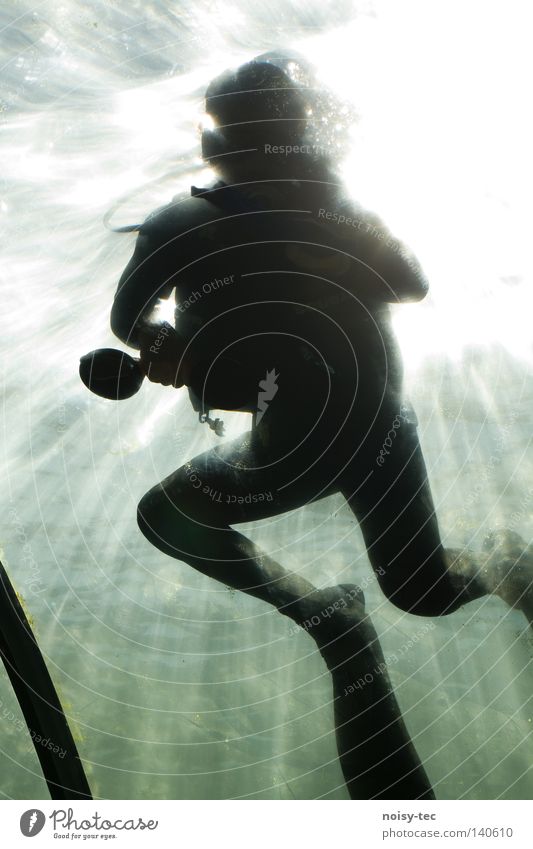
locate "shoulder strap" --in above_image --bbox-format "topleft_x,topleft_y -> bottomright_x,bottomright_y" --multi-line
191,182 -> 267,214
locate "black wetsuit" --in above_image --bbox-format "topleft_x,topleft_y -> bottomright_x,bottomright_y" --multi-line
113,178 -> 474,617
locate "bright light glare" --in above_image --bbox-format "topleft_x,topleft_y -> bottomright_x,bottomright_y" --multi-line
298,0 -> 532,367
153,296 -> 176,325
199,113 -> 215,132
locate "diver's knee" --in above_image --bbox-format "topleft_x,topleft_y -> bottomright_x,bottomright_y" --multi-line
391,597 -> 451,617
137,488 -> 162,541
385,585 -> 457,617
137,484 -> 183,538
137,480 -> 210,544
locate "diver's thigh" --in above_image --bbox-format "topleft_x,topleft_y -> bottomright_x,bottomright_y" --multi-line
340,419 -> 449,605
154,429 -> 337,525
344,420 -> 440,538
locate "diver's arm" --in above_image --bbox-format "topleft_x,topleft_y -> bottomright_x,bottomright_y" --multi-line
354,213 -> 429,303
138,322 -> 192,388
110,231 -> 175,350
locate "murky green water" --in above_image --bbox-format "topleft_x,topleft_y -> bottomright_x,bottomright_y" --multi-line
1,0 -> 532,799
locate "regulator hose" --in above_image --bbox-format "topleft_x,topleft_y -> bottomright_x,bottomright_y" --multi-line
0,560 -> 92,799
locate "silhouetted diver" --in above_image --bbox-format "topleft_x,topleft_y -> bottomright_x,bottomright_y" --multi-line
107,52 -> 533,799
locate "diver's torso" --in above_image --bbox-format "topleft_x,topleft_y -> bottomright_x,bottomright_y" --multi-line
144,179 -> 404,419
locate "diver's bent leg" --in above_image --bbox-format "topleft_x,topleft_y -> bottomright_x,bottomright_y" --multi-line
343,419 -> 487,617
344,418 -> 533,621
136,433 -> 340,623
137,489 -> 317,625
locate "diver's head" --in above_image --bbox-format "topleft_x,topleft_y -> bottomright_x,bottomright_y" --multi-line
201,54 -> 312,183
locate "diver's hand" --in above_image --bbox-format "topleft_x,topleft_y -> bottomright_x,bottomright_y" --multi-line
138,322 -> 191,388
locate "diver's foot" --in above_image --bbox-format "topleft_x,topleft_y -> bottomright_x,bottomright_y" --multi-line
482,530 -> 533,624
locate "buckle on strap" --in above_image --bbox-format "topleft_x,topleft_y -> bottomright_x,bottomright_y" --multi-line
199,411 -> 225,437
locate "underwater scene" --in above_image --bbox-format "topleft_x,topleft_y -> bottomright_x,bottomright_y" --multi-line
1,0 -> 532,802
